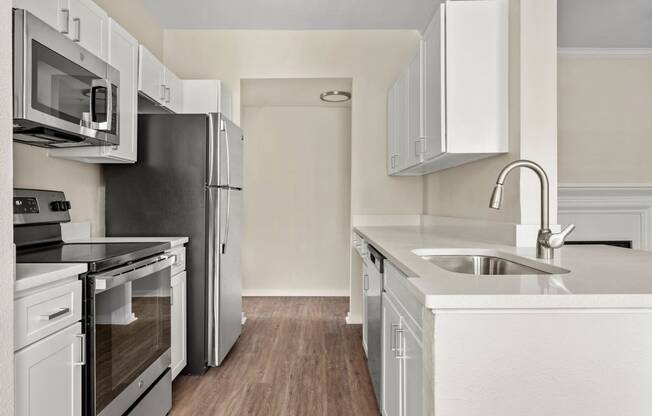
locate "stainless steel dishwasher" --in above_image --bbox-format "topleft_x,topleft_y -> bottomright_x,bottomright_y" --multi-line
364,244 -> 385,405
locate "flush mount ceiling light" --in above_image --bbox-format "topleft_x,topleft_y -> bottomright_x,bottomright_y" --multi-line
320,90 -> 351,103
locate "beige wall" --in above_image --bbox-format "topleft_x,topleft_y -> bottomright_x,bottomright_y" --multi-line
93,0 -> 164,60
241,105 -> 351,295
12,0 -> 164,237
558,55 -> 652,184
424,0 -> 559,227
13,144 -> 106,236
163,30 -> 424,216
1,0 -> 14,413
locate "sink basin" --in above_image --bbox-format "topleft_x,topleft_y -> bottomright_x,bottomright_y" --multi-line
412,249 -> 570,276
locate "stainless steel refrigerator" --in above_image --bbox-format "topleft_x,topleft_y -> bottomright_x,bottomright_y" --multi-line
104,113 -> 243,374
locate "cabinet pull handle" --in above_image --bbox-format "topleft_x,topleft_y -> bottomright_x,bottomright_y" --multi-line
72,18 -> 81,42
390,323 -> 400,352
60,9 -> 70,34
40,307 -> 70,321
165,87 -> 171,104
363,273 -> 369,291
160,84 -> 167,101
74,334 -> 86,366
394,328 -> 404,358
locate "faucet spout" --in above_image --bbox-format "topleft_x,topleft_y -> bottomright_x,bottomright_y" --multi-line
488,159 -> 573,259
490,159 -> 550,230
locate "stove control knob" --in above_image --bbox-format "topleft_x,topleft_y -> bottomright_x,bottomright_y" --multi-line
50,201 -> 71,211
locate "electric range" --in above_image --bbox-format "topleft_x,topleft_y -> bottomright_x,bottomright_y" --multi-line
14,188 -> 174,416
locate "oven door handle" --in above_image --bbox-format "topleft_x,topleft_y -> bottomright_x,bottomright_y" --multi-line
92,254 -> 175,293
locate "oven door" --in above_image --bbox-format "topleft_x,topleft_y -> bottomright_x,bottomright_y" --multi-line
13,9 -> 120,148
88,254 -> 173,416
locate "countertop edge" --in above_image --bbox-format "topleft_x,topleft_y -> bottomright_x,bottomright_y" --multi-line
15,263 -> 88,293
354,226 -> 652,310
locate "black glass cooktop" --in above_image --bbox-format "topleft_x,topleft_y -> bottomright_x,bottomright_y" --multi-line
16,242 -> 171,273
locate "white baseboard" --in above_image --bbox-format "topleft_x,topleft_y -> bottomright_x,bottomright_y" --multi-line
345,311 -> 362,325
242,289 -> 349,297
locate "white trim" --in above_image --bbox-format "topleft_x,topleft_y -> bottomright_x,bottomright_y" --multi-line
558,185 -> 652,250
558,48 -> 652,57
242,289 -> 349,297
345,311 -> 362,325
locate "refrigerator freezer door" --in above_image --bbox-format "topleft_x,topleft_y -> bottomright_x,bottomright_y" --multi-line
207,187 -> 243,366
207,114 -> 243,188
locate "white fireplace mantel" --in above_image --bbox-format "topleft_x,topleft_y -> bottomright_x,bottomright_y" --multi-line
558,184 -> 652,250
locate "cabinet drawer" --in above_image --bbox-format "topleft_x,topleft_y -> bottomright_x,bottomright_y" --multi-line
383,261 -> 422,330
14,280 -> 82,351
168,246 -> 186,276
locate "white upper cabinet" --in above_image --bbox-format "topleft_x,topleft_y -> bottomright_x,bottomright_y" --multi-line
422,6 -> 446,162
387,82 -> 399,174
66,0 -> 108,60
387,0 -> 508,176
13,0 -> 107,60
49,18 -> 139,163
13,0 -> 69,32
406,48 -> 423,169
138,45 -> 183,113
182,80 -> 233,119
138,45 -> 166,105
164,68 -> 184,113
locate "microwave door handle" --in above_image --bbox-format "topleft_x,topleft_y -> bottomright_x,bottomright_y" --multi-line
89,78 -> 113,132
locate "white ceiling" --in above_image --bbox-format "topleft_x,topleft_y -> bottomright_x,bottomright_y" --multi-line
558,0 -> 652,48
241,78 -> 352,107
142,0 -> 440,30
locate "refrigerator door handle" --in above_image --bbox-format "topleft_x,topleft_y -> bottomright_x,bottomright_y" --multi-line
208,115 -> 216,184
206,187 -> 218,364
222,188 -> 231,254
223,118 -> 231,186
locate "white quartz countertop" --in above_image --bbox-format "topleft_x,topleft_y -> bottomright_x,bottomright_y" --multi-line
15,263 -> 87,293
65,236 -> 189,248
354,225 -> 652,310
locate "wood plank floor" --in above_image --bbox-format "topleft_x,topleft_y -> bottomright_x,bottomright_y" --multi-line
171,297 -> 380,416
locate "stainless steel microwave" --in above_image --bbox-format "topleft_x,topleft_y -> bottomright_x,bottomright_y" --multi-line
13,9 -> 120,148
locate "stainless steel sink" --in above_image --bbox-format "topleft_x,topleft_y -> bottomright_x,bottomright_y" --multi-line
412,249 -> 570,276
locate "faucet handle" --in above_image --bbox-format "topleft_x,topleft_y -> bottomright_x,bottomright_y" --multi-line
547,224 -> 576,249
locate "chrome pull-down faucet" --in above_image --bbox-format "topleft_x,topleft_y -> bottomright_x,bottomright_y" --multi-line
489,159 -> 575,259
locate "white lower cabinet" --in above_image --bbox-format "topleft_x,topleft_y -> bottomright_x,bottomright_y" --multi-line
15,322 -> 83,416
382,260 -> 424,416
171,271 -> 187,380
382,293 -> 403,416
402,321 -> 423,416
